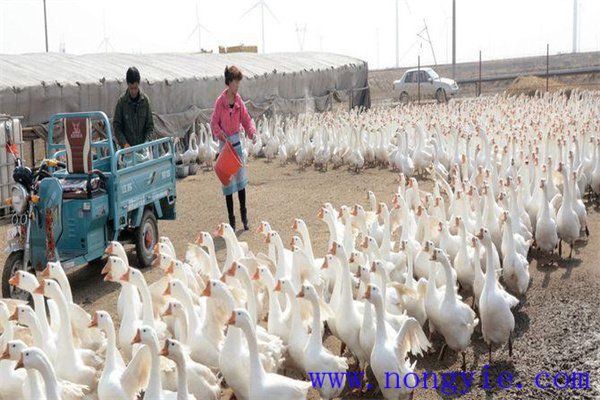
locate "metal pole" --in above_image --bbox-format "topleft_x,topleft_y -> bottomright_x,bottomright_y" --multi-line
546,43 -> 549,92
572,0 -> 577,53
478,50 -> 482,96
418,56 -> 421,104
43,0 -> 49,52
349,89 -> 353,112
261,3 -> 265,53
395,0 -> 399,68
452,0 -> 456,79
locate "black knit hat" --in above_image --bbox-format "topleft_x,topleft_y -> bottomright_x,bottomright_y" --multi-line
126,67 -> 141,84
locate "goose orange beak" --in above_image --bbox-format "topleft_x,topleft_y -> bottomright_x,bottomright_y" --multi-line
151,256 -> 162,269
103,273 -> 113,282
226,263 -> 237,277
292,220 -> 298,231
14,354 -> 24,370
9,308 -> 18,321
251,269 -> 261,280
370,261 -> 377,273
89,312 -> 98,328
41,265 -> 51,278
274,280 -> 282,292
321,258 -> 328,269
227,311 -> 236,325
264,234 -> 271,244
355,268 -> 362,278
201,283 -> 211,297
363,285 -> 372,300
166,261 -> 175,275
377,203 -> 382,215
131,329 -> 142,345
361,237 -> 368,249
328,242 -> 337,256
431,251 -> 438,261
163,283 -> 172,296
297,287 -> 305,298
101,258 -> 113,275
195,233 -> 204,245
477,229 -> 484,240
8,273 -> 19,287
317,208 -> 324,220
152,244 -> 160,257
163,303 -> 173,317
0,346 -> 10,361
350,205 -> 358,217
33,284 -> 44,295
105,243 -> 113,255
120,270 -> 131,283
160,340 -> 170,357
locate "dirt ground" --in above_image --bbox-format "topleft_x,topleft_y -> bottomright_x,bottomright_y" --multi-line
1,160 -> 599,399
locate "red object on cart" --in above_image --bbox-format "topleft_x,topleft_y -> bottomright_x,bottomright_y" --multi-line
214,141 -> 242,185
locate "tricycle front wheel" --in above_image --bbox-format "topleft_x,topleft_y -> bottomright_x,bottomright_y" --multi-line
135,209 -> 158,269
2,251 -> 35,300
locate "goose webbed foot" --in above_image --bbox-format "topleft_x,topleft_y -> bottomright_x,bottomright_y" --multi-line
437,344 -> 447,361
558,240 -> 562,257
340,341 -> 346,356
569,242 -> 574,258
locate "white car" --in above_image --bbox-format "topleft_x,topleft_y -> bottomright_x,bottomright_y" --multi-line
393,67 -> 459,104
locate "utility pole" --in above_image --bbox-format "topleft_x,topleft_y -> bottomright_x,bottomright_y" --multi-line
43,0 -> 49,52
395,0 -> 399,68
572,0 -> 578,53
452,0 -> 456,79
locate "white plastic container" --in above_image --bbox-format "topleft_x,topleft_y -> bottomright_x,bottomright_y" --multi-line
0,115 -> 24,217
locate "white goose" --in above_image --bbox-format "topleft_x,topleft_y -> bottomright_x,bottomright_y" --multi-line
91,311 -> 150,400
1,340 -> 46,400
297,282 -> 347,400
227,308 -> 311,400
14,347 -> 88,400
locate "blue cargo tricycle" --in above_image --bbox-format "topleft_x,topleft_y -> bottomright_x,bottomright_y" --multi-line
2,111 -> 177,299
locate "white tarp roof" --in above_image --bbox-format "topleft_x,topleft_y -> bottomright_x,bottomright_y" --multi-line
0,51 -> 370,137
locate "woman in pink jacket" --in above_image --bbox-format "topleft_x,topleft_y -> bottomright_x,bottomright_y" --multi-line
210,65 -> 256,231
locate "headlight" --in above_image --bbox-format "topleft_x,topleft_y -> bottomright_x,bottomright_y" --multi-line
10,184 -> 28,214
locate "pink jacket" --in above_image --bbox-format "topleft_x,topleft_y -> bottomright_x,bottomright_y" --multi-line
210,89 -> 256,141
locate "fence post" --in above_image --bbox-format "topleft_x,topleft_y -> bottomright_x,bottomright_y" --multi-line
478,50 -> 482,97
417,56 -> 421,104
546,43 -> 549,92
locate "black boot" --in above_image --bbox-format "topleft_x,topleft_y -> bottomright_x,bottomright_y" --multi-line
239,189 -> 249,231
226,194 -> 236,231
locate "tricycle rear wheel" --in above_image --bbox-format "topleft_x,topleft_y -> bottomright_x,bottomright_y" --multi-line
2,251 -> 35,300
135,209 -> 158,269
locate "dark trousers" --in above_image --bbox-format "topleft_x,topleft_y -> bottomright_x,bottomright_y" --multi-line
225,188 -> 247,229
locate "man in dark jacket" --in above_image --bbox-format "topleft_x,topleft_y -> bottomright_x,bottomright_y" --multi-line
113,67 -> 154,147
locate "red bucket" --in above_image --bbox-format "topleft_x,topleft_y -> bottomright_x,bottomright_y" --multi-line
214,141 -> 242,185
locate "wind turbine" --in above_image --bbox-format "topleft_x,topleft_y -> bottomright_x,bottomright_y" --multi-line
97,10 -> 114,52
241,0 -> 279,53
188,1 -> 212,52
395,0 -> 412,67
295,23 -> 307,52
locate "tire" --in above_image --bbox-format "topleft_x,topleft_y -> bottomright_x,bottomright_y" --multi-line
2,251 -> 34,300
436,88 -> 447,103
399,92 -> 409,105
134,209 -> 158,269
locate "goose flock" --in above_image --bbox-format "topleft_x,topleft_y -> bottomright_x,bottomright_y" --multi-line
1,91 -> 600,400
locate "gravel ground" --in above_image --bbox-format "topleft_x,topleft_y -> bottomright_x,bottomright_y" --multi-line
1,160 -> 598,399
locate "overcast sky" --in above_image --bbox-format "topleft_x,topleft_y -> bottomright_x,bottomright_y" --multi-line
0,0 -> 598,69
